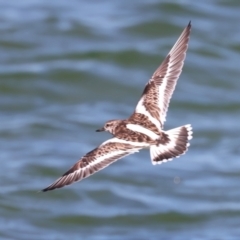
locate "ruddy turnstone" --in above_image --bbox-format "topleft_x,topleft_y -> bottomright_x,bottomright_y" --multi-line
42,22 -> 192,192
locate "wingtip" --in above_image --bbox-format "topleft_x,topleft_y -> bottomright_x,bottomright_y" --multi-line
188,21 -> 192,28
41,184 -> 57,192
41,187 -> 49,192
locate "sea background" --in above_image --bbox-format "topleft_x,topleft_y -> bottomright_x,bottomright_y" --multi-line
0,1 -> 240,239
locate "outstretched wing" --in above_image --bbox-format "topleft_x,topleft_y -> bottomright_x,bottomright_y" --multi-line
42,138 -> 144,191
133,22 -> 191,130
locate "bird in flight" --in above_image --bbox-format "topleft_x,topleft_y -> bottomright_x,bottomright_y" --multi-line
43,22 -> 192,192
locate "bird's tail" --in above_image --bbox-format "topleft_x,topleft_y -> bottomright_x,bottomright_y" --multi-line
150,124 -> 192,165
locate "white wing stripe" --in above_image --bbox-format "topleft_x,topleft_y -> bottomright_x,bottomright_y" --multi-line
126,124 -> 159,140
101,137 -> 149,148
86,150 -> 134,168
133,23 -> 191,129
135,97 -> 161,130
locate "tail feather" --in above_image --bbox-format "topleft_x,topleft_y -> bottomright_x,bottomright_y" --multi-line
150,124 -> 192,165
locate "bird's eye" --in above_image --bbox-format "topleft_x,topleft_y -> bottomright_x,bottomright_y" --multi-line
106,124 -> 109,127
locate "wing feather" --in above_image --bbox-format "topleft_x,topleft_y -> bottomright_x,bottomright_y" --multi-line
42,138 -> 141,191
133,22 -> 191,130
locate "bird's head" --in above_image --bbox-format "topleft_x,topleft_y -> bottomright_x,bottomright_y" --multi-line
96,120 -> 121,134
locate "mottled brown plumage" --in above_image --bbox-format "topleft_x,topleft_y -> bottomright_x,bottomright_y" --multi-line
42,22 -> 192,192
43,140 -> 140,191
134,22 -> 191,129
128,113 -> 160,135
142,80 -> 162,126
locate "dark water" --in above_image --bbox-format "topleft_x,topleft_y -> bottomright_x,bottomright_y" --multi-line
1,1 -> 240,239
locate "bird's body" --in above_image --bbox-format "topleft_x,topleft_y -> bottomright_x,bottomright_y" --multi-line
43,22 -> 193,192
98,118 -> 160,145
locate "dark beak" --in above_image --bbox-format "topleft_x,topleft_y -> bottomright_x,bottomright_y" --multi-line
96,127 -> 105,132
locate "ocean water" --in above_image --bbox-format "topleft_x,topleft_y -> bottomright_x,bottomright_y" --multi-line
1,0 -> 240,239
